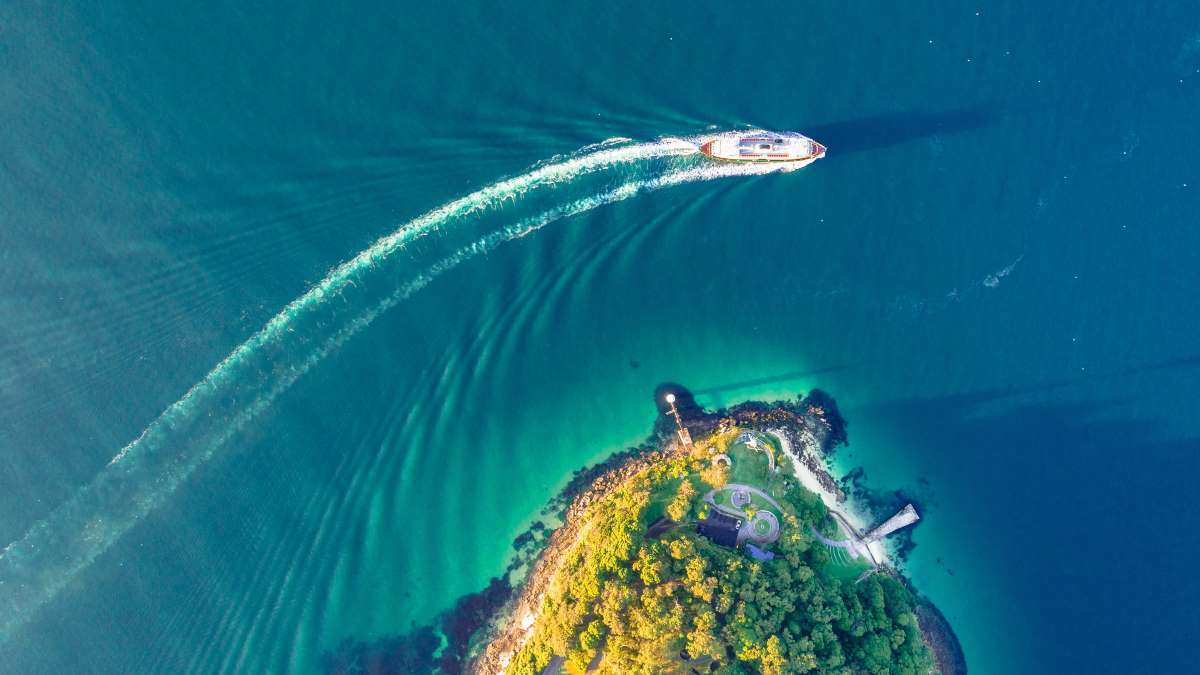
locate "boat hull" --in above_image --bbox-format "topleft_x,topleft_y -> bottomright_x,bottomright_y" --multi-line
699,131 -> 826,165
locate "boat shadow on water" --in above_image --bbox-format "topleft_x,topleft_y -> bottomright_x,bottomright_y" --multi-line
805,106 -> 996,156
688,366 -> 856,397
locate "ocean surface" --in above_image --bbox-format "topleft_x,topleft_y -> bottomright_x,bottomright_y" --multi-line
2,2 -> 1199,673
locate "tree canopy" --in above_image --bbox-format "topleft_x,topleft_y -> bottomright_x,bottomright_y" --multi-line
506,438 -> 933,674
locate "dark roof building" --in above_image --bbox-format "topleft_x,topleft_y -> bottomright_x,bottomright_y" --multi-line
746,543 -> 775,561
696,510 -> 742,548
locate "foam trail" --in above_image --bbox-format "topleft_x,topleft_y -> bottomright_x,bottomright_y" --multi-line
97,139 -> 695,469
0,150 -> 785,640
983,253 -> 1025,288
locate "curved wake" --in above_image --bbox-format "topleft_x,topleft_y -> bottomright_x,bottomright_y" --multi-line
107,137 -> 696,469
0,138 -> 793,640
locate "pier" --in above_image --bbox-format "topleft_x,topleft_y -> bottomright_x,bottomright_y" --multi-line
664,393 -> 692,446
815,503 -> 921,577
863,503 -> 920,544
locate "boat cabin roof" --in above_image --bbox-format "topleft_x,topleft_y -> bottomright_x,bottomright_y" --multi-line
739,135 -> 785,148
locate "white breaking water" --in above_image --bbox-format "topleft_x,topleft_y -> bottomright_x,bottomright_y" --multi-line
0,138 -> 802,640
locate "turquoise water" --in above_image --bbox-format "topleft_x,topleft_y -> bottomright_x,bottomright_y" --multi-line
2,2 -> 1199,672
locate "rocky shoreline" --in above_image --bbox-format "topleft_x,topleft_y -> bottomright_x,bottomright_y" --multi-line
471,388 -> 971,674
469,391 -> 837,672
468,441 -> 688,673
916,599 -> 968,675
323,388 -> 965,674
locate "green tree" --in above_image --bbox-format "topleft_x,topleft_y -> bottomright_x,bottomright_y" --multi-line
686,607 -> 727,662
504,423 -> 936,675
667,480 -> 698,521
761,635 -> 787,675
701,462 -> 730,489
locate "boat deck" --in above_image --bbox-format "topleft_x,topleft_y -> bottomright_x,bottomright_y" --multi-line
700,131 -> 825,163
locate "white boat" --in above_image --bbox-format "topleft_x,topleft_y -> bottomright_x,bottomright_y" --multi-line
699,130 -> 826,166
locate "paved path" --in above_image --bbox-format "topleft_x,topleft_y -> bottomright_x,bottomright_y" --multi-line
704,483 -> 784,516
809,525 -> 855,552
703,483 -> 784,545
726,483 -> 784,512
809,510 -> 880,568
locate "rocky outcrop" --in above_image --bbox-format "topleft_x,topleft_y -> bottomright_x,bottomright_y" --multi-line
468,444 -> 687,674
916,600 -> 968,675
464,389 -> 959,675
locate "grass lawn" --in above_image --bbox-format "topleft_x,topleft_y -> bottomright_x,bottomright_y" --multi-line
811,514 -> 874,581
758,431 -> 783,456
642,476 -> 683,526
725,441 -> 773,486
753,518 -> 773,536
820,545 -> 874,582
712,434 -> 793,529
747,492 -> 781,517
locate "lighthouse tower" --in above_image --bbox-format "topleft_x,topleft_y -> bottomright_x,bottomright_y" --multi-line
664,393 -> 692,447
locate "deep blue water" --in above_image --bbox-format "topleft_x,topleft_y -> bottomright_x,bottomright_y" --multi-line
2,1 -> 1199,672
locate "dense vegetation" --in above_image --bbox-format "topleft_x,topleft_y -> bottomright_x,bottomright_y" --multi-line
507,430 -> 934,674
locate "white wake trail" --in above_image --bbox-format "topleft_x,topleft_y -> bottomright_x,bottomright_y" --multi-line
106,137 -> 696,470
0,146 -> 785,640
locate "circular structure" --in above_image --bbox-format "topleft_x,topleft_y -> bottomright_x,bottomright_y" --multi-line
711,453 -> 731,467
748,511 -> 780,544
665,393 -> 676,403
730,489 -> 751,508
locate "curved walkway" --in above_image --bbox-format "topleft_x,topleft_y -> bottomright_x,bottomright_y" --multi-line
808,509 -> 880,568
809,526 -> 855,552
704,483 -> 784,515
727,483 -> 784,512
739,432 -> 776,472
703,483 -> 785,545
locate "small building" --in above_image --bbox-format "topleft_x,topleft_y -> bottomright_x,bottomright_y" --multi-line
746,543 -> 775,561
696,511 -> 742,548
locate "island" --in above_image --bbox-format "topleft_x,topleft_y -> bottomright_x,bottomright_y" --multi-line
321,388 -> 964,674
